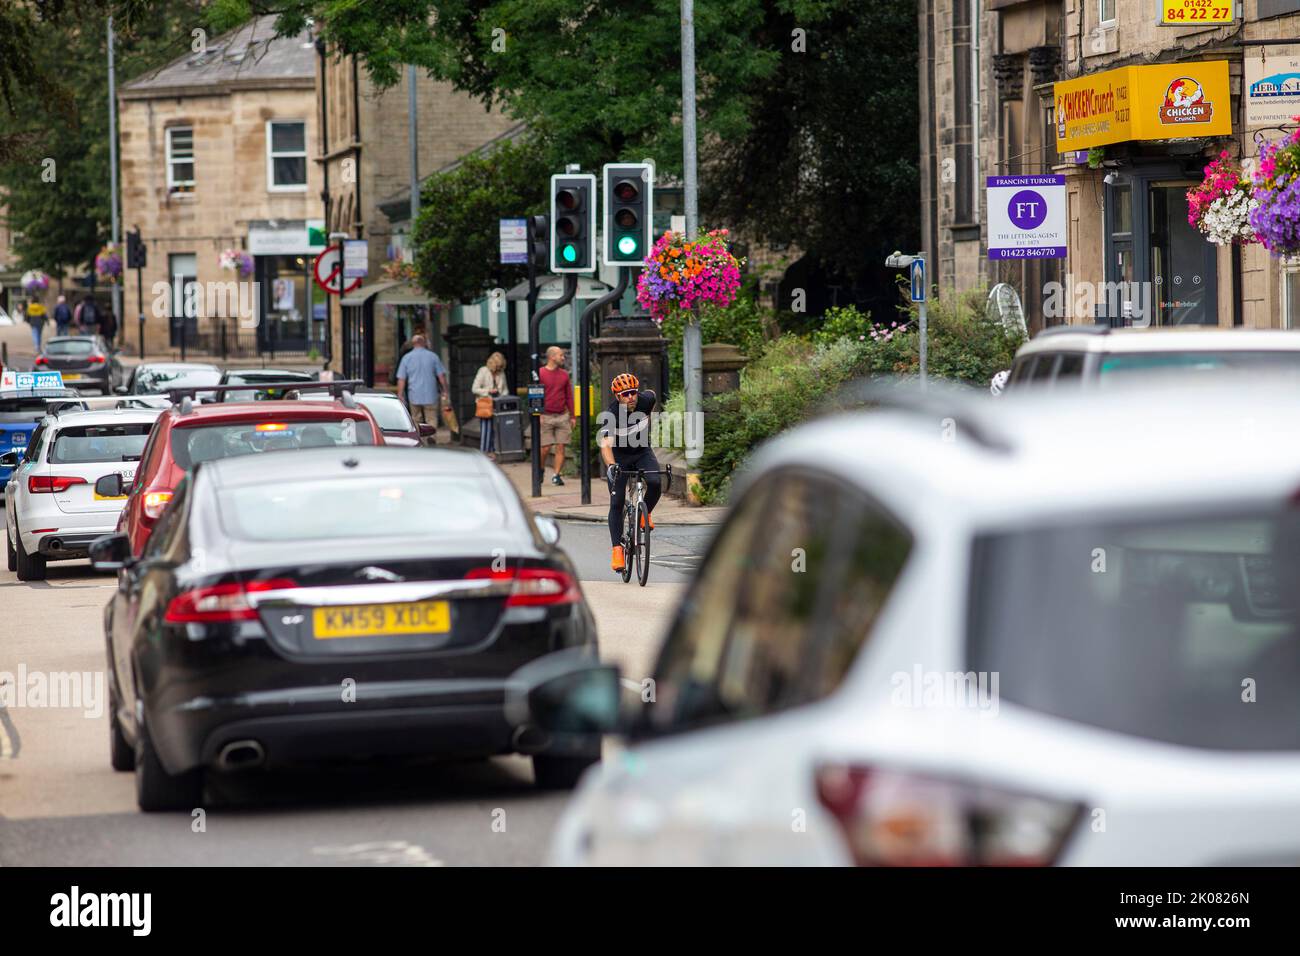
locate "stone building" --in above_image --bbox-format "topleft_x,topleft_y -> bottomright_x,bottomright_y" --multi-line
919,0 -> 1300,332
118,15 -> 324,359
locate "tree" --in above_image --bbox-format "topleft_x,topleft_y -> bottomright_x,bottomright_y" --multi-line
0,1 -> 209,278
411,140 -> 551,303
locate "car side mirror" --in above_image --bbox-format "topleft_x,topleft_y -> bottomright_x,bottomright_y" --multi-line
505,650 -> 624,749
89,532 -> 134,571
114,385 -> 129,395
94,473 -> 125,498
417,423 -> 436,437
535,515 -> 562,546
0,451 -> 20,468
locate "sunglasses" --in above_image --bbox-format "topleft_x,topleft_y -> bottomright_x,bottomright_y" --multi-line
617,389 -> 638,399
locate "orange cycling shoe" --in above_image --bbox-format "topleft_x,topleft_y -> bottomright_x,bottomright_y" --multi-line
611,545 -> 626,571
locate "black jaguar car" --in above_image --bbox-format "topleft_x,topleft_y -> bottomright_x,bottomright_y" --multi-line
93,445 -> 598,810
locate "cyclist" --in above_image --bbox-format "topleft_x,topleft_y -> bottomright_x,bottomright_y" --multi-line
599,372 -> 661,573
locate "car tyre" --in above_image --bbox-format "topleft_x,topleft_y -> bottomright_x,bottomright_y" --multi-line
135,714 -> 202,811
5,526 -> 15,573
14,529 -> 45,582
108,682 -> 134,772
532,753 -> 599,790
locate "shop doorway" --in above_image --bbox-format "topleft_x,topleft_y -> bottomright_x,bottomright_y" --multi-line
1104,165 -> 1218,326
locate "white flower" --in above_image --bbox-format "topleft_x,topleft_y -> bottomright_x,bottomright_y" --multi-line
1198,188 -> 1258,245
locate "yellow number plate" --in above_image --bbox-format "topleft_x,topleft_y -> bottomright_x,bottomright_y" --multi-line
93,492 -> 128,501
312,600 -> 450,639
63,373 -> 83,381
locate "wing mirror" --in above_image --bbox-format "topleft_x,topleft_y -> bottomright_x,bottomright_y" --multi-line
94,473 -> 125,498
505,649 -> 625,752
89,532 -> 134,571
0,451 -> 21,468
417,423 -> 436,438
535,515 -> 562,546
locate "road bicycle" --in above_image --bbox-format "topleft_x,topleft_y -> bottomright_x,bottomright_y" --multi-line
613,464 -> 672,586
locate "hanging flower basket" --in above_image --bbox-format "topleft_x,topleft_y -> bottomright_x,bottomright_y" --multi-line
1187,152 -> 1258,246
20,270 -> 49,294
219,247 -> 255,278
635,228 -> 744,324
381,256 -> 418,283
1249,117 -> 1300,258
95,243 -> 123,283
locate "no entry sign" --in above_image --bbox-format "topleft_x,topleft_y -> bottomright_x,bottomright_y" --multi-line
314,245 -> 363,296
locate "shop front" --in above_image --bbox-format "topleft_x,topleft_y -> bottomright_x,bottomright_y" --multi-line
248,220 -> 327,354
1054,60 -> 1235,327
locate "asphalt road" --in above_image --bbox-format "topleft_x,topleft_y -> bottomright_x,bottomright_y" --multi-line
0,517 -> 711,865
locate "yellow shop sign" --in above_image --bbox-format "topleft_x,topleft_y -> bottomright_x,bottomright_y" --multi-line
1159,0 -> 1235,27
1055,61 -> 1232,151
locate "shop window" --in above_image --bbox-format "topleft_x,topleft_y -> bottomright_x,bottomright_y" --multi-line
1259,0 -> 1300,19
267,121 -> 307,191
166,127 -> 194,192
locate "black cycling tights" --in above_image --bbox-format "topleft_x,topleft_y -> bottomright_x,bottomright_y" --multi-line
608,451 -> 662,546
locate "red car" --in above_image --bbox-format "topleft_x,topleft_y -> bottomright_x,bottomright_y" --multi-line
108,397 -> 383,556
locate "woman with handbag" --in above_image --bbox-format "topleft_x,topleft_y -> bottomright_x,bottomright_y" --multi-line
472,352 -> 508,459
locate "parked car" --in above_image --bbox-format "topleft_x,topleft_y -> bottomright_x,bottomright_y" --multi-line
215,368 -> 317,402
292,386 -> 433,446
107,395 -> 384,557
1005,326 -> 1300,389
3,407 -> 161,580
93,446 -> 598,810
34,335 -> 122,394
0,378 -> 85,497
522,377 -> 1300,865
119,362 -> 222,399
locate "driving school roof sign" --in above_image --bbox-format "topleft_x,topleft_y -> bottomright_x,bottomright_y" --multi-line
987,175 -> 1066,261
1,370 -> 64,392
1054,61 -> 1232,151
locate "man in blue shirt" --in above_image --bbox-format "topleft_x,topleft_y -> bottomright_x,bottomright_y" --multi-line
395,334 -> 449,446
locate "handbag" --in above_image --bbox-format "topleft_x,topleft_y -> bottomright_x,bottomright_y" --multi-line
441,400 -> 460,435
475,396 -> 495,419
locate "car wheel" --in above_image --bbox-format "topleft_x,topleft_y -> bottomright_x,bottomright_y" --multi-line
5,526 -> 15,573
134,714 -> 202,812
532,753 -> 599,790
14,530 -> 46,582
108,681 -> 134,772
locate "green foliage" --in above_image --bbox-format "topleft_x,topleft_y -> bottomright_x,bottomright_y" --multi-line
411,140 -> 551,303
812,305 -> 873,347
660,295 -> 773,392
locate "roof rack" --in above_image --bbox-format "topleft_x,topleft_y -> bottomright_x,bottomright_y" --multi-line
1034,324 -> 1110,339
830,379 -> 1015,454
164,379 -> 364,409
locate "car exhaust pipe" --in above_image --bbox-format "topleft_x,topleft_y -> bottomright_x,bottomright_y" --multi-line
511,725 -> 550,753
217,739 -> 265,770
48,538 -> 61,552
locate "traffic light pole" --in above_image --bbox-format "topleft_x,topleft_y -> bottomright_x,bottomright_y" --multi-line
136,263 -> 144,361
577,266 -> 630,505
529,273 -> 577,498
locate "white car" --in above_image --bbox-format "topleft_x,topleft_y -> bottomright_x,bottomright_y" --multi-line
4,407 -> 161,581
527,376 -> 1300,866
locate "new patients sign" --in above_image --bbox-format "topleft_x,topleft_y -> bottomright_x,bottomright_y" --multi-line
986,175 -> 1066,260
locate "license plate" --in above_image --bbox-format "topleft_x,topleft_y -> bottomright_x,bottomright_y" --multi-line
312,600 -> 450,639
93,491 -> 128,501
63,373 -> 83,381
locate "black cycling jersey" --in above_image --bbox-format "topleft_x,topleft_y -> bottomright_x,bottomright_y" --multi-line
599,389 -> 657,461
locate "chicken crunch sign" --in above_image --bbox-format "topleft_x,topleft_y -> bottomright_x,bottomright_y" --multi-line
1055,61 -> 1231,151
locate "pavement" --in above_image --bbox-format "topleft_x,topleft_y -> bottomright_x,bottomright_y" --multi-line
499,457 -> 727,525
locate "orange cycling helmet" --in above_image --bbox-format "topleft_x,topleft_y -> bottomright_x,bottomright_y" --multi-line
610,373 -> 639,394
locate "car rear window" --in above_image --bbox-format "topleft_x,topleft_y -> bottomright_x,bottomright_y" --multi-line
220,475 -> 504,541
50,423 -> 151,463
968,509 -> 1300,750
134,367 -> 220,393
45,339 -> 96,356
170,418 -> 375,470
357,396 -> 414,431
1099,351 -> 1300,379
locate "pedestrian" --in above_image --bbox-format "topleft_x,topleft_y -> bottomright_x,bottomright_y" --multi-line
77,295 -> 100,337
24,300 -> 47,353
53,295 -> 72,337
391,324 -> 426,387
538,345 -> 575,485
99,306 -> 118,346
472,351 -> 508,459
395,334 -> 449,447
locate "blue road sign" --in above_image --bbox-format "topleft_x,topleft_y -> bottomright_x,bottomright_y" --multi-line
910,258 -> 926,303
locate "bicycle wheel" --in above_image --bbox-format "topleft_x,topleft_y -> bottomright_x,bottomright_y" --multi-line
635,501 -> 651,586
620,503 -> 634,583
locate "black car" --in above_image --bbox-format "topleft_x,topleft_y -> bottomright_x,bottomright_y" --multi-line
35,335 -> 121,394
215,368 -> 318,402
92,446 -> 598,811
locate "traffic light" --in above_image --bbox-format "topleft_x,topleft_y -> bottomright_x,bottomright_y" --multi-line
528,214 -> 549,272
602,163 -> 653,266
126,229 -> 147,269
550,173 -> 596,273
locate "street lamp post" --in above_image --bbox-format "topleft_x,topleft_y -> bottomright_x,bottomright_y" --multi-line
680,0 -> 702,500
107,17 -> 123,345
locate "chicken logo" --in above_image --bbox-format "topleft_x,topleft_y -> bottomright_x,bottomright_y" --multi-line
1159,77 -> 1213,125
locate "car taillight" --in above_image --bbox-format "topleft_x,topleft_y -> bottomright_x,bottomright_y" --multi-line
815,765 -> 1082,867
28,475 -> 87,494
164,578 -> 297,624
33,356 -> 48,366
142,490 -> 173,520
465,567 -> 580,606
88,354 -> 105,364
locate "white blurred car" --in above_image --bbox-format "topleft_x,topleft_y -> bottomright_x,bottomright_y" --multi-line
4,407 -> 161,580
528,377 -> 1300,866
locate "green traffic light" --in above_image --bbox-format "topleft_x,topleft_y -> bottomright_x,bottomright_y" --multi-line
562,244 -> 577,263
617,235 -> 638,256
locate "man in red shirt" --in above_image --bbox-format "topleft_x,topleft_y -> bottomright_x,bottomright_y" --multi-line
538,346 -> 575,485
